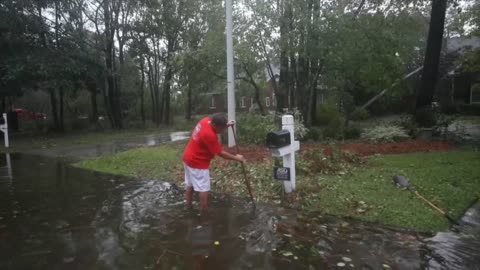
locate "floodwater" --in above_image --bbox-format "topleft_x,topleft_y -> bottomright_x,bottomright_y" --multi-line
425,202 -> 480,270
25,131 -> 191,161
1,135 -> 479,269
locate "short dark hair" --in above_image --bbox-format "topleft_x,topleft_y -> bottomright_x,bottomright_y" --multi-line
210,113 -> 227,127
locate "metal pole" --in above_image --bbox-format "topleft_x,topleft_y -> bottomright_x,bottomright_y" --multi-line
226,0 -> 236,147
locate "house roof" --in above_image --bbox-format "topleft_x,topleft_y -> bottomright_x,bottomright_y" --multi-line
444,36 -> 480,75
446,36 -> 480,54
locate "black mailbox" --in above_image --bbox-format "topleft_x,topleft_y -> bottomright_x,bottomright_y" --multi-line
266,130 -> 291,149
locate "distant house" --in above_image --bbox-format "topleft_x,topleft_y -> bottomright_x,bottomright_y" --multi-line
194,74 -> 278,115
193,65 -> 333,115
436,36 -> 480,107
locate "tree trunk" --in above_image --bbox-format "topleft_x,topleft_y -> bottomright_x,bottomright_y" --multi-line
310,81 -> 317,125
415,0 -> 448,126
243,64 -> 266,115
49,89 -> 59,130
102,76 -> 114,126
289,52 -> 297,110
139,60 -> 146,125
156,81 -> 162,125
277,0 -> 291,113
186,79 -> 192,120
90,89 -> 98,125
147,57 -> 157,123
103,0 -> 119,128
154,40 -> 161,125
288,1 -> 297,110
59,87 -> 64,132
162,37 -> 175,125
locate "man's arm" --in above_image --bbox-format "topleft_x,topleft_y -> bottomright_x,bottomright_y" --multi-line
218,151 -> 246,162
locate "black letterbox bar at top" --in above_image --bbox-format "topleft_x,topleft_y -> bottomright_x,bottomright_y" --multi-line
266,130 -> 291,149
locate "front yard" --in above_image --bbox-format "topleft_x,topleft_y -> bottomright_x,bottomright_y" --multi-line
75,140 -> 480,232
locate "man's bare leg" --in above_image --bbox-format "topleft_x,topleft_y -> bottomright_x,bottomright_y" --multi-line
199,192 -> 209,213
186,186 -> 194,209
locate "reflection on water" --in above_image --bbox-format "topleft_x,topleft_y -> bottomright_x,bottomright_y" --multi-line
425,202 -> 480,269
26,132 -> 190,160
0,153 -> 479,269
170,131 -> 190,142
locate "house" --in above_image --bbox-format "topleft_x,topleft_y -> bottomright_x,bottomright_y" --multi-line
193,65 -> 333,116
436,36 -> 480,108
194,75 -> 278,115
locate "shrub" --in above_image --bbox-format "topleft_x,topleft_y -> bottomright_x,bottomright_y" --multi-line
361,124 -> 410,143
391,114 -> 417,135
236,113 -> 277,145
458,104 -> 480,116
304,127 -> 322,141
236,109 -> 309,145
322,115 -> 344,139
344,126 -> 362,140
349,108 -> 370,121
282,108 -> 309,139
316,104 -> 342,126
314,103 -> 344,139
69,118 -> 90,131
415,107 -> 437,127
440,103 -> 458,114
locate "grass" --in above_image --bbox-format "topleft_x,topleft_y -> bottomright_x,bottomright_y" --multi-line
75,143 -> 184,180
74,143 -> 480,232
302,151 -> 480,232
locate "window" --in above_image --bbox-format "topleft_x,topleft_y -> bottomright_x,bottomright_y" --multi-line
471,82 -> 480,104
266,97 -> 271,107
210,95 -> 216,109
319,93 -> 325,104
240,96 -> 246,108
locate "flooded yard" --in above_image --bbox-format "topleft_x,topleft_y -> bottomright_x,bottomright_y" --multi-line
0,151 -> 478,269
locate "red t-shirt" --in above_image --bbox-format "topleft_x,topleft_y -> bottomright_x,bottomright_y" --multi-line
183,117 -> 223,169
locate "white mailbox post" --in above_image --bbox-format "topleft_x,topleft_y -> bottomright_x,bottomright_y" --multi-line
0,113 -> 8,148
270,115 -> 300,193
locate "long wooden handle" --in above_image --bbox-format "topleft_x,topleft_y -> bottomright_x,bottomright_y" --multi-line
414,191 -> 446,215
231,125 -> 255,204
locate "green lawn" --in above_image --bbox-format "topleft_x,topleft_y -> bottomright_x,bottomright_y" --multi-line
74,144 -> 480,232
303,151 -> 480,232
75,144 -> 184,180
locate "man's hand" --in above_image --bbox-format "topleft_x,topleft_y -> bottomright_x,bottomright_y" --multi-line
227,120 -> 235,127
235,154 -> 246,163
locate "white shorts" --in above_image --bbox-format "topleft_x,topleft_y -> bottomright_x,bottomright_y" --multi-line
184,163 -> 210,192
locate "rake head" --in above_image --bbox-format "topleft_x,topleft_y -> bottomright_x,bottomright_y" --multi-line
393,175 -> 416,192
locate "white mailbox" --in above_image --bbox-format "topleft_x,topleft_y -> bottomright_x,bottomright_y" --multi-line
266,115 -> 300,193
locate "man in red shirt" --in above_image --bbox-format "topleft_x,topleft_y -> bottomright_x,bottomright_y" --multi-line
183,113 -> 246,212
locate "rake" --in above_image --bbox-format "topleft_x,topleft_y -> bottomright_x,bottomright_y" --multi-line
393,175 -> 458,225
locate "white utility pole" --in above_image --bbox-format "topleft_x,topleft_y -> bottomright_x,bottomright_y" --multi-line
226,0 -> 236,147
